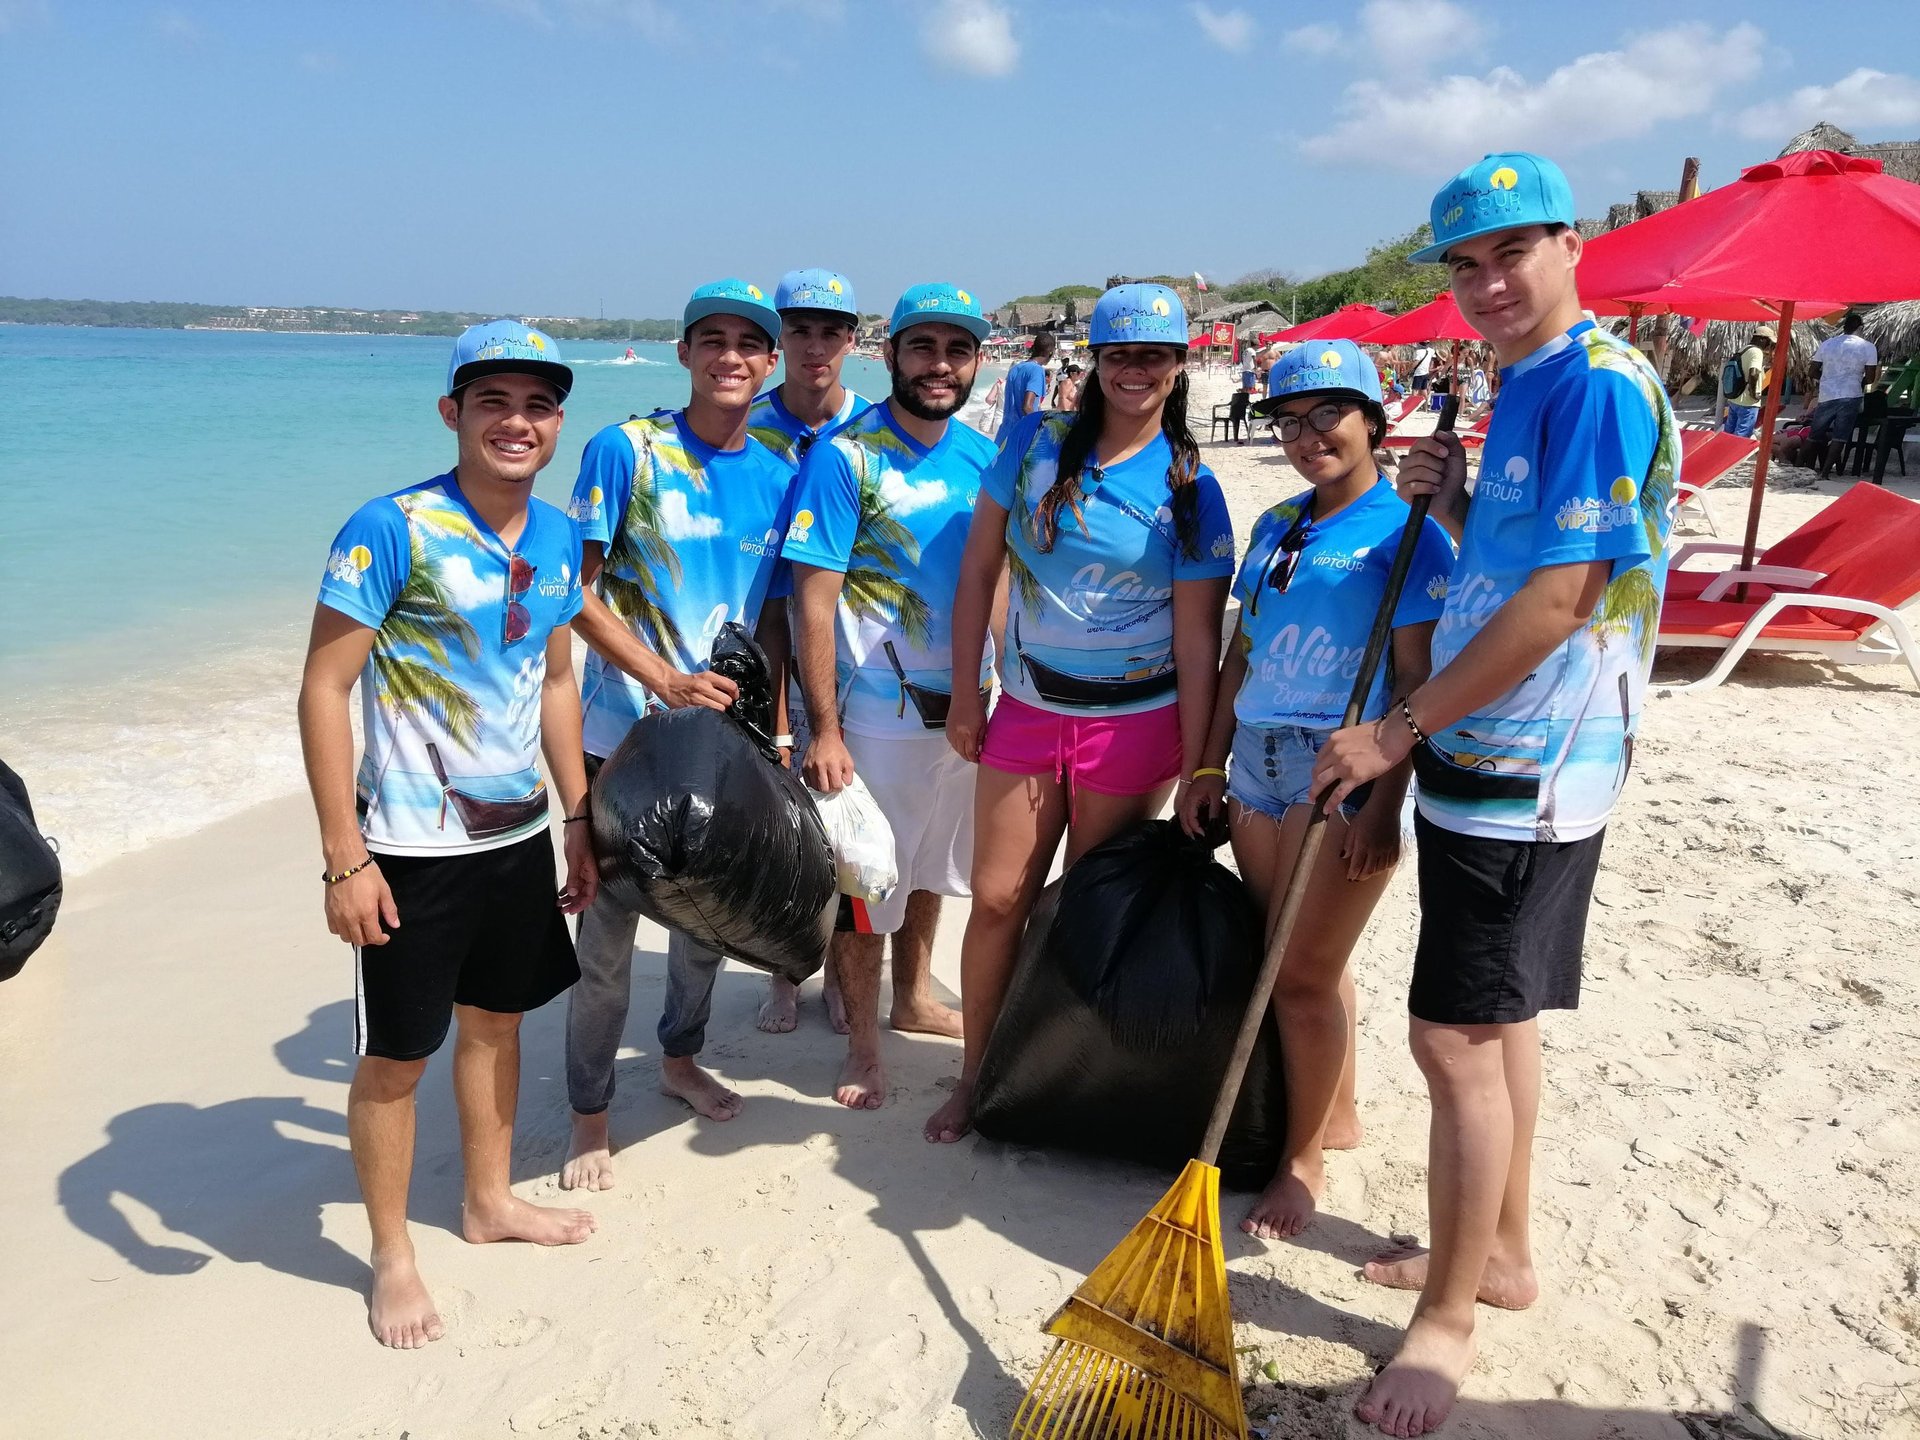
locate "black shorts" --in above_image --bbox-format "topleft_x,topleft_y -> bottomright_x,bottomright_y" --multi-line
354,831 -> 579,1060
1409,812 -> 1605,1026
1411,374 -> 1431,392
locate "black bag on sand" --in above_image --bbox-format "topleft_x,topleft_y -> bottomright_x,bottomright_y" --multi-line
972,820 -> 1287,1192
0,759 -> 63,983
589,623 -> 835,984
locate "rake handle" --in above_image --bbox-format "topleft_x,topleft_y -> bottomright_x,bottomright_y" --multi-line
1197,396 -> 1458,1166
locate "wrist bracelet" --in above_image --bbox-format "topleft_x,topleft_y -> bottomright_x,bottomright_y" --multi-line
1191,767 -> 1230,782
563,815 -> 591,826
1399,696 -> 1429,746
323,856 -> 375,886
773,734 -> 795,748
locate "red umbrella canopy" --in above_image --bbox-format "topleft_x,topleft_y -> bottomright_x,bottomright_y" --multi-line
1358,292 -> 1481,344
1577,150 -> 1920,306
1273,303 -> 1395,342
1583,288 -> 1845,322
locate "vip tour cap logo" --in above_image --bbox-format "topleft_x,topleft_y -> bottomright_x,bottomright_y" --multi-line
1489,166 -> 1520,190
348,545 -> 373,571
527,332 -> 545,350
956,290 -> 972,306
1319,350 -> 1343,368
1151,296 -> 1171,316
746,285 -> 764,300
1610,475 -> 1638,505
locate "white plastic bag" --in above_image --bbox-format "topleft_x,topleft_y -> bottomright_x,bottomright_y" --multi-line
806,774 -> 899,903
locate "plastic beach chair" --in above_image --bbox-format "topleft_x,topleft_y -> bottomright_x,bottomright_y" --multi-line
1664,480 -> 1906,602
1656,487 -> 1920,692
1668,428 -> 1759,537
1382,407 -> 1491,452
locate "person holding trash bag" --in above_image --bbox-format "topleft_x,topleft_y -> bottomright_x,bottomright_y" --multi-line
297,322 -> 600,1349
1311,153 -> 1678,1437
1179,340 -> 1456,1242
780,282 -> 996,1110
561,279 -> 798,1189
927,281 -> 1236,1145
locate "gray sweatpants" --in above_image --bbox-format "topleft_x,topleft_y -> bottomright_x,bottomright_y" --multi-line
565,889 -> 724,1116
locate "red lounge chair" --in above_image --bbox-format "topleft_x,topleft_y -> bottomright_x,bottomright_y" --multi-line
1671,428 -> 1757,537
1665,481 -> 1910,602
1383,407 -> 1492,451
1657,488 -> 1920,692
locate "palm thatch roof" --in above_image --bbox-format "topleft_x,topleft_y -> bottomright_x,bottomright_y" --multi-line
1781,121 -> 1859,154
1779,122 -> 1920,183
1862,301 -> 1920,363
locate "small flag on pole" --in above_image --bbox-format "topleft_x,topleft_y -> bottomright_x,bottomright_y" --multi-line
1192,271 -> 1209,293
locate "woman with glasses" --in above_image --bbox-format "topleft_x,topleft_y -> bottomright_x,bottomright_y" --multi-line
1180,339 -> 1456,1238
924,282 -> 1235,1144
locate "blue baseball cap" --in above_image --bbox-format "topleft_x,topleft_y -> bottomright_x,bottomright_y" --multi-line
1253,339 -> 1383,417
446,320 -> 572,399
1411,151 -> 1578,264
774,268 -> 858,320
683,279 -> 782,345
888,282 -> 990,342
1089,283 -> 1187,347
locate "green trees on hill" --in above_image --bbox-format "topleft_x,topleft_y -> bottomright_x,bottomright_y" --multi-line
0,296 -> 678,340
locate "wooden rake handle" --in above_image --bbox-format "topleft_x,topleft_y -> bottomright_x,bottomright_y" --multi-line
1197,395 -> 1459,1166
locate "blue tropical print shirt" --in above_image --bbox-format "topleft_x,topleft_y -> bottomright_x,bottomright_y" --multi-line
569,412 -> 797,759
317,473 -> 584,856
984,412 -> 1236,717
747,386 -> 872,466
781,405 -> 997,738
1415,321 -> 1678,843
1232,479 -> 1456,729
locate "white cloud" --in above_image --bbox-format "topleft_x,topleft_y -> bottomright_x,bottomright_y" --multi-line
1191,4 -> 1253,54
880,474 -> 950,518
922,0 -> 1018,79
1733,68 -> 1920,140
1284,22 -> 1340,56
298,50 -> 338,73
659,490 -> 722,541
1299,22 -> 1768,172
437,554 -> 501,614
1361,0 -> 1480,72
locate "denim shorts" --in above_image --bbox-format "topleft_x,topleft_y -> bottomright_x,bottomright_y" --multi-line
1227,722 -> 1368,822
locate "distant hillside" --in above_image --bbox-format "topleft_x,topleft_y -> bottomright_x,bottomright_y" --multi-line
0,296 -> 677,341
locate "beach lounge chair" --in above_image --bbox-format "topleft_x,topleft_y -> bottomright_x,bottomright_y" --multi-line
1663,480 -> 1907,602
1382,407 -> 1492,452
1656,488 -> 1920,692
1669,428 -> 1758,536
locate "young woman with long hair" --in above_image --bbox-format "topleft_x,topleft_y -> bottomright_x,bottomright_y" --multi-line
927,283 -> 1235,1143
1180,340 -> 1456,1236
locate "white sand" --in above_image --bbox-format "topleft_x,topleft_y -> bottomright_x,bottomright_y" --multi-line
5,390 -> 1919,1438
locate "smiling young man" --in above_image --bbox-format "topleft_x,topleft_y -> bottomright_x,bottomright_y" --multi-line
747,267 -> 872,467
1311,154 -> 1678,1437
780,283 -> 995,1110
559,280 -> 797,1191
297,321 -> 600,1349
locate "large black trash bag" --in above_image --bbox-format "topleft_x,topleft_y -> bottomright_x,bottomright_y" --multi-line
0,759 -> 63,983
972,820 -> 1287,1192
589,623 -> 835,983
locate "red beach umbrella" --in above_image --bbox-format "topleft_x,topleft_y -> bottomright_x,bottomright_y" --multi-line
1273,303 -> 1395,342
1358,292 -> 1481,345
1575,150 -> 1920,581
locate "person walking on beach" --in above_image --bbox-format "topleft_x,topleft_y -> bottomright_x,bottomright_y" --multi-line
747,267 -> 871,467
297,321 -> 600,1349
1180,340 -> 1456,1242
1050,360 -> 1082,412
1409,341 -> 1435,397
781,283 -> 996,1109
1721,324 -> 1775,438
926,282 -> 1235,1144
1312,152 -> 1677,1436
1806,312 -> 1879,476
1001,330 -> 1055,432
560,280 -> 797,1190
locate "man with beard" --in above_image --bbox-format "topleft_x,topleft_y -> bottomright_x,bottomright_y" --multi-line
780,283 -> 994,1108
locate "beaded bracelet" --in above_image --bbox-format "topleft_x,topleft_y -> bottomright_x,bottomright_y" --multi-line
1399,696 -> 1430,746
323,856 -> 375,886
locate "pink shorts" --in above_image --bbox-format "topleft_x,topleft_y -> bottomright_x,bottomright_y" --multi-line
980,695 -> 1182,797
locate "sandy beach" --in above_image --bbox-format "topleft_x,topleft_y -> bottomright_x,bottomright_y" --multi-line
5,386 -> 1919,1439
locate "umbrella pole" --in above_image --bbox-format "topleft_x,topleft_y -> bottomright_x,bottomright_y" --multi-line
1734,300 -> 1795,603
1627,303 -> 1642,347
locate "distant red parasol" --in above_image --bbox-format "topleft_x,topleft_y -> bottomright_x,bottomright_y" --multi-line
1272,303 -> 1395,342
1357,292 -> 1481,344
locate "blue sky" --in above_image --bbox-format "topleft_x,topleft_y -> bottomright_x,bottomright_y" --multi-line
2,0 -> 1915,317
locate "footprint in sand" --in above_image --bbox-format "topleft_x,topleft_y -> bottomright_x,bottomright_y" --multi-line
491,1311 -> 554,1348
507,1370 -> 615,1433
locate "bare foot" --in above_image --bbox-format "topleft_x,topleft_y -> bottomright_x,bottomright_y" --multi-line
1322,1109 -> 1365,1150
659,1056 -> 743,1121
462,1195 -> 597,1246
1354,1311 -> 1477,1436
560,1109 -> 615,1192
368,1247 -> 445,1349
1362,1246 -> 1539,1310
757,976 -> 800,1034
1241,1154 -> 1324,1240
834,1047 -> 887,1110
890,993 -> 963,1040
923,1080 -> 974,1143
823,975 -> 850,1037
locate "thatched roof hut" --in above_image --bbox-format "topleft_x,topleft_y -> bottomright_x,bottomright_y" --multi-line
1862,301 -> 1920,364
1780,122 -> 1920,183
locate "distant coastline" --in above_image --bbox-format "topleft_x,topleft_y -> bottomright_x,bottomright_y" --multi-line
0,296 -> 678,342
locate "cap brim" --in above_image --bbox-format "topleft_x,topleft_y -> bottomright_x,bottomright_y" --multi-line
683,298 -> 781,344
892,312 -> 990,342
1252,385 -> 1377,418
450,358 -> 574,400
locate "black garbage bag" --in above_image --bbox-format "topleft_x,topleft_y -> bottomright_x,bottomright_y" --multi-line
972,820 -> 1286,1192
0,759 -> 63,983
590,623 -> 835,983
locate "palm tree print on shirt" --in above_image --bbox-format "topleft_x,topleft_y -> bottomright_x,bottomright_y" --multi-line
843,443 -> 933,648
1004,415 -> 1077,613
376,495 -> 485,751
602,420 -> 694,669
1581,332 -> 1680,652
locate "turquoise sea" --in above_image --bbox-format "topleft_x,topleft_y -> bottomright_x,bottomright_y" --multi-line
6,325 -> 989,872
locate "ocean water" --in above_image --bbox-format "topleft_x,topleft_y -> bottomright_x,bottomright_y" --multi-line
5,325 -> 990,873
